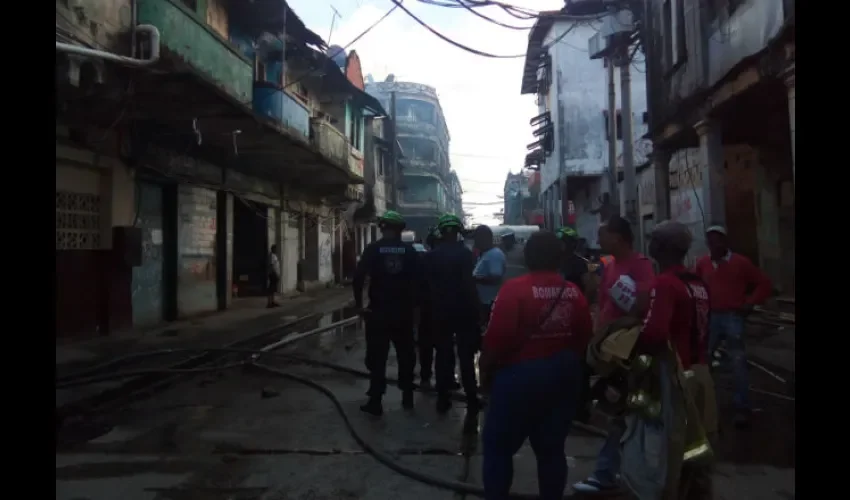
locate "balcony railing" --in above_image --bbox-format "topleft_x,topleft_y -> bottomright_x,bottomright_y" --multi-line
253,83 -> 310,139
137,0 -> 253,102
310,119 -> 364,179
395,115 -> 437,134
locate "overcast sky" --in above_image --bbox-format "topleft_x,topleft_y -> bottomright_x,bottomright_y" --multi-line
286,0 -> 564,226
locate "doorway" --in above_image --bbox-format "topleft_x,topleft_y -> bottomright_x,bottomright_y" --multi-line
232,198 -> 269,296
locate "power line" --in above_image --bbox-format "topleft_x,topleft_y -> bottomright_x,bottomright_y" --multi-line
391,0 -> 527,58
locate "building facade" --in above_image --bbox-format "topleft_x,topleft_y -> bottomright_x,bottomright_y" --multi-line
55,0 -> 387,338
520,11 -> 650,248
366,77 -> 457,239
642,0 -> 795,292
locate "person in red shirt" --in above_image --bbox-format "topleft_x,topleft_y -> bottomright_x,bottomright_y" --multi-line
480,231 -> 592,500
574,215 -> 655,495
694,225 -> 772,427
638,221 -> 716,500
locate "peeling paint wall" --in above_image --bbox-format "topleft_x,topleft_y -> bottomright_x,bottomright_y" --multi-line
177,185 -> 218,317
542,21 -> 649,195
319,216 -> 334,283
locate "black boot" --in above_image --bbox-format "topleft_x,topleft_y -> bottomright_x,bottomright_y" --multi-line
436,394 -> 452,414
360,397 -> 383,416
402,390 -> 415,410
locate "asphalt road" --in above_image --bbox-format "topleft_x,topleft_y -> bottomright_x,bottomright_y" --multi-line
55,245 -> 794,500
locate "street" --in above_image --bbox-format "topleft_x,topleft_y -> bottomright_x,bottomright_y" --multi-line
56,249 -> 794,500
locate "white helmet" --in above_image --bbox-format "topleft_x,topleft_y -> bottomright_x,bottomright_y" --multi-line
609,274 -> 637,313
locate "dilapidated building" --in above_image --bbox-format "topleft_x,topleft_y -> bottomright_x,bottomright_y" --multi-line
643,0 -> 795,293
56,0 -> 388,337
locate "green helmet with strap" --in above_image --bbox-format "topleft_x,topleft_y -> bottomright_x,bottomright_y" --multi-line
556,226 -> 578,240
378,210 -> 406,228
436,213 -> 463,231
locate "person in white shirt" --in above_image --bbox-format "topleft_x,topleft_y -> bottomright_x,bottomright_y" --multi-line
268,244 -> 281,308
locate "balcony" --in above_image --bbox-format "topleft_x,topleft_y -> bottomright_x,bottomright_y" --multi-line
395,115 -> 437,134
137,0 -> 253,102
310,119 -> 364,181
253,82 -> 310,140
349,148 -> 364,178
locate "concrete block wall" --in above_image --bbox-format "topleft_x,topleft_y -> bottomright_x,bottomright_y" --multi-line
177,185 -> 218,317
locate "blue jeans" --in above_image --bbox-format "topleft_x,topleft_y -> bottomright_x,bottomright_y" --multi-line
591,417 -> 625,486
709,311 -> 750,411
482,350 -> 583,500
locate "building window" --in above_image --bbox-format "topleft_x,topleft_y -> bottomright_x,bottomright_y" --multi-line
602,110 -> 624,141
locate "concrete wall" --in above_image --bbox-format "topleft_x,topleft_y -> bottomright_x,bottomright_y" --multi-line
177,185 -> 218,317
539,21 -> 649,196
319,217 -> 334,283
282,211 -> 300,294
56,141 -> 136,250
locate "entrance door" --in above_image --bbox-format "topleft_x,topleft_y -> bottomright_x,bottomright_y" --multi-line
132,182 -> 165,328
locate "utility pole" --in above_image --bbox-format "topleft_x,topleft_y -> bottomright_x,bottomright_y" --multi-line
606,58 -> 619,212
388,91 -> 399,209
617,47 -> 639,243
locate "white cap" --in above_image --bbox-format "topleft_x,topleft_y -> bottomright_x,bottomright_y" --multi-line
705,225 -> 727,236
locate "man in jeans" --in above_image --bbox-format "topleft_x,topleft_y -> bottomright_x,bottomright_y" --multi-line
694,225 -> 772,428
574,216 -> 655,495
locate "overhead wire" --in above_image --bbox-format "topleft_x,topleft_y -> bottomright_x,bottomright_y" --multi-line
390,0 -> 527,58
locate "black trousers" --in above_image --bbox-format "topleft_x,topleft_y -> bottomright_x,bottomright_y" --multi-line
433,311 -> 480,399
364,311 -> 416,397
418,308 -> 436,382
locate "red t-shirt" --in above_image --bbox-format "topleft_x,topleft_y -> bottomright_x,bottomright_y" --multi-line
694,253 -> 772,312
483,271 -> 593,367
640,266 -> 710,368
597,252 -> 655,325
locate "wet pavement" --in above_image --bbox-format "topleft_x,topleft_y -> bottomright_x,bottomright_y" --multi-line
56,248 -> 795,499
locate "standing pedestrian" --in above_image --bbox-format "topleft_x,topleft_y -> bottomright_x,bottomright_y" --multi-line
267,244 -> 281,308
473,225 -> 507,326
480,230 -> 593,500
694,225 -> 772,428
352,211 -> 421,416
631,220 -> 717,500
426,214 -> 481,417
573,215 -> 655,495
417,226 -> 442,389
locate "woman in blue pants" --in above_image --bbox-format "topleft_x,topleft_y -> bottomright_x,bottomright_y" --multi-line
479,231 -> 593,500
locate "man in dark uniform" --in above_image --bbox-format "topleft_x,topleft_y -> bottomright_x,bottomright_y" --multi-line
556,227 -> 590,293
426,214 -> 481,417
353,211 -> 421,416
417,226 -> 440,388
557,226 -> 593,424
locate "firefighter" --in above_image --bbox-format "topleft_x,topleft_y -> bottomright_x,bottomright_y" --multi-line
353,211 -> 421,416
426,214 -> 481,417
622,220 -> 717,500
557,226 -> 594,424
417,226 -> 441,388
556,227 -> 590,293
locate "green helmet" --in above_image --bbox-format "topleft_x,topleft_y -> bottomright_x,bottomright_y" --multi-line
556,226 -> 578,240
436,213 -> 463,231
378,210 -> 405,227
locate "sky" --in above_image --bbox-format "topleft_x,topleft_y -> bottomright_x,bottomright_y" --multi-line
286,0 -> 565,226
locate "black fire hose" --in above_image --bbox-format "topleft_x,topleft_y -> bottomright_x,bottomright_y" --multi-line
252,362 -> 585,499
